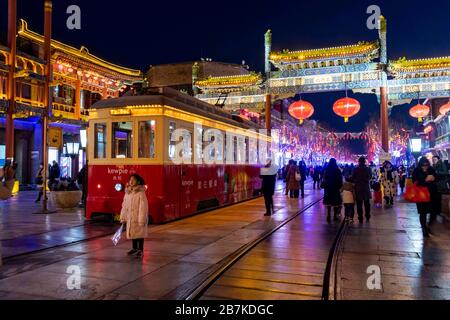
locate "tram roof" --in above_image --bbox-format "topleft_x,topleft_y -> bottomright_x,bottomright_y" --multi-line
91,87 -> 264,130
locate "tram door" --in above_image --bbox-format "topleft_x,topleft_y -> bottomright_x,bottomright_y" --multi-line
179,164 -> 196,216
177,126 -> 196,217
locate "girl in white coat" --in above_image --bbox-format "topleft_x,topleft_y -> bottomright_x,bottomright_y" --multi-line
120,174 -> 149,258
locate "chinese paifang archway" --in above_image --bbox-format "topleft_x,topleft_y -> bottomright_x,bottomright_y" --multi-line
192,16 -> 450,160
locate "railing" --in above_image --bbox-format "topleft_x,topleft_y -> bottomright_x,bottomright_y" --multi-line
15,96 -> 45,108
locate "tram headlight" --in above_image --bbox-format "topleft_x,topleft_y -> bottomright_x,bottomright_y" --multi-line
115,183 -> 123,192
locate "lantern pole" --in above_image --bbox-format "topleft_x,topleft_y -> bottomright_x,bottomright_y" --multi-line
34,0 -> 56,214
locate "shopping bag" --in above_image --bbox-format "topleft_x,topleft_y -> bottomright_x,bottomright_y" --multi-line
111,224 -> 124,246
404,183 -> 430,203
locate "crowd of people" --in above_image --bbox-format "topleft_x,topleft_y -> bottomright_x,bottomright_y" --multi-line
35,160 -> 87,205
263,155 -> 450,239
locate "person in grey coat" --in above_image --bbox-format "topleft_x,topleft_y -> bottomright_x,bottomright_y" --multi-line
352,156 -> 372,223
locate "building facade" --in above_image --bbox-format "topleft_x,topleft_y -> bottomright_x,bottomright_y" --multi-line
0,19 -> 142,184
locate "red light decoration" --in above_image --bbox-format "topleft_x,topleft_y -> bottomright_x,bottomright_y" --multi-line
288,100 -> 314,124
409,104 -> 430,122
333,97 -> 360,122
439,101 -> 450,116
359,132 -> 369,140
342,132 -> 353,140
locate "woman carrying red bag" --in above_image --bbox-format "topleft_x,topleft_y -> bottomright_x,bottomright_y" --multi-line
412,157 -> 438,238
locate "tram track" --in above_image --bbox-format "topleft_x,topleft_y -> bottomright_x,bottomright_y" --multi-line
184,197 -> 349,301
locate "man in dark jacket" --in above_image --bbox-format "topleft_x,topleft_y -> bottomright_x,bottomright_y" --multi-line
352,157 -> 372,223
49,160 -> 60,187
298,161 -> 307,198
260,159 -> 278,216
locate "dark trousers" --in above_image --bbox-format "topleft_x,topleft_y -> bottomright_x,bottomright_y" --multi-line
384,196 -> 394,205
132,238 -> 144,251
344,204 -> 355,219
263,193 -> 274,214
313,180 -> 319,189
327,206 -> 341,217
290,189 -> 299,198
356,199 -> 371,220
300,181 -> 305,197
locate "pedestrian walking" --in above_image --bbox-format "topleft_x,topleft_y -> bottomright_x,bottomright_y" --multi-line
49,160 -> 60,190
119,174 -> 149,258
433,155 -> 448,216
341,176 -> 355,223
398,165 -> 407,193
298,161 -> 307,198
369,161 -> 379,188
283,160 -> 292,196
77,164 -> 87,206
372,181 -> 382,208
380,161 -> 399,208
35,162 -> 45,202
286,161 -> 301,198
313,165 -> 321,190
322,158 -> 343,222
412,157 -> 439,238
352,156 -> 372,223
260,159 -> 278,216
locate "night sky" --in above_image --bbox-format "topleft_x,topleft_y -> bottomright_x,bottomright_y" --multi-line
1,0 -> 450,132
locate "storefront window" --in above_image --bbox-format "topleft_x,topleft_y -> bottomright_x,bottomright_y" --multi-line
112,122 -> 133,158
138,120 -> 156,158
94,123 -> 107,159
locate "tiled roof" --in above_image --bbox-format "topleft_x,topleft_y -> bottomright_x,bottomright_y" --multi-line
390,56 -> 450,72
195,72 -> 262,87
270,41 -> 379,62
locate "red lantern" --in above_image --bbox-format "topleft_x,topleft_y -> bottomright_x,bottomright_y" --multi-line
409,104 -> 430,122
439,101 -> 450,116
288,100 -> 314,124
333,97 -> 360,122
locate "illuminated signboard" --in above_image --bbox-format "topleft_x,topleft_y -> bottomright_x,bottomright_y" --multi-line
410,138 -> 422,153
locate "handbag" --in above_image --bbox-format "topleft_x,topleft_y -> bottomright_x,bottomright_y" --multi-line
295,172 -> 301,182
404,182 -> 430,203
35,177 -> 43,185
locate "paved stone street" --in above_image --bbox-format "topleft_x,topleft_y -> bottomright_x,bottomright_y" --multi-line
339,196 -> 450,300
1,183 -> 450,300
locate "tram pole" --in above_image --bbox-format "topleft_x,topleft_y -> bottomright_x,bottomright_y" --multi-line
34,0 -> 56,214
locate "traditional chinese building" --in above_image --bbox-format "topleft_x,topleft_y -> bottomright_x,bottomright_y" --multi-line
0,19 -> 142,184
192,17 -> 450,163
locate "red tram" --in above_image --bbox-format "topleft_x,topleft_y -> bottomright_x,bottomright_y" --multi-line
86,87 -> 269,223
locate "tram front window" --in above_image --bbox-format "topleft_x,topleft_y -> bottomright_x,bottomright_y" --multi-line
94,123 -> 107,159
138,120 -> 156,158
112,122 -> 133,158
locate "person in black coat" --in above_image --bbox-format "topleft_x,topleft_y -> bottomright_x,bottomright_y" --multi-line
298,161 -> 307,198
352,156 -> 372,223
412,157 -> 438,238
322,158 -> 343,222
260,159 -> 278,216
